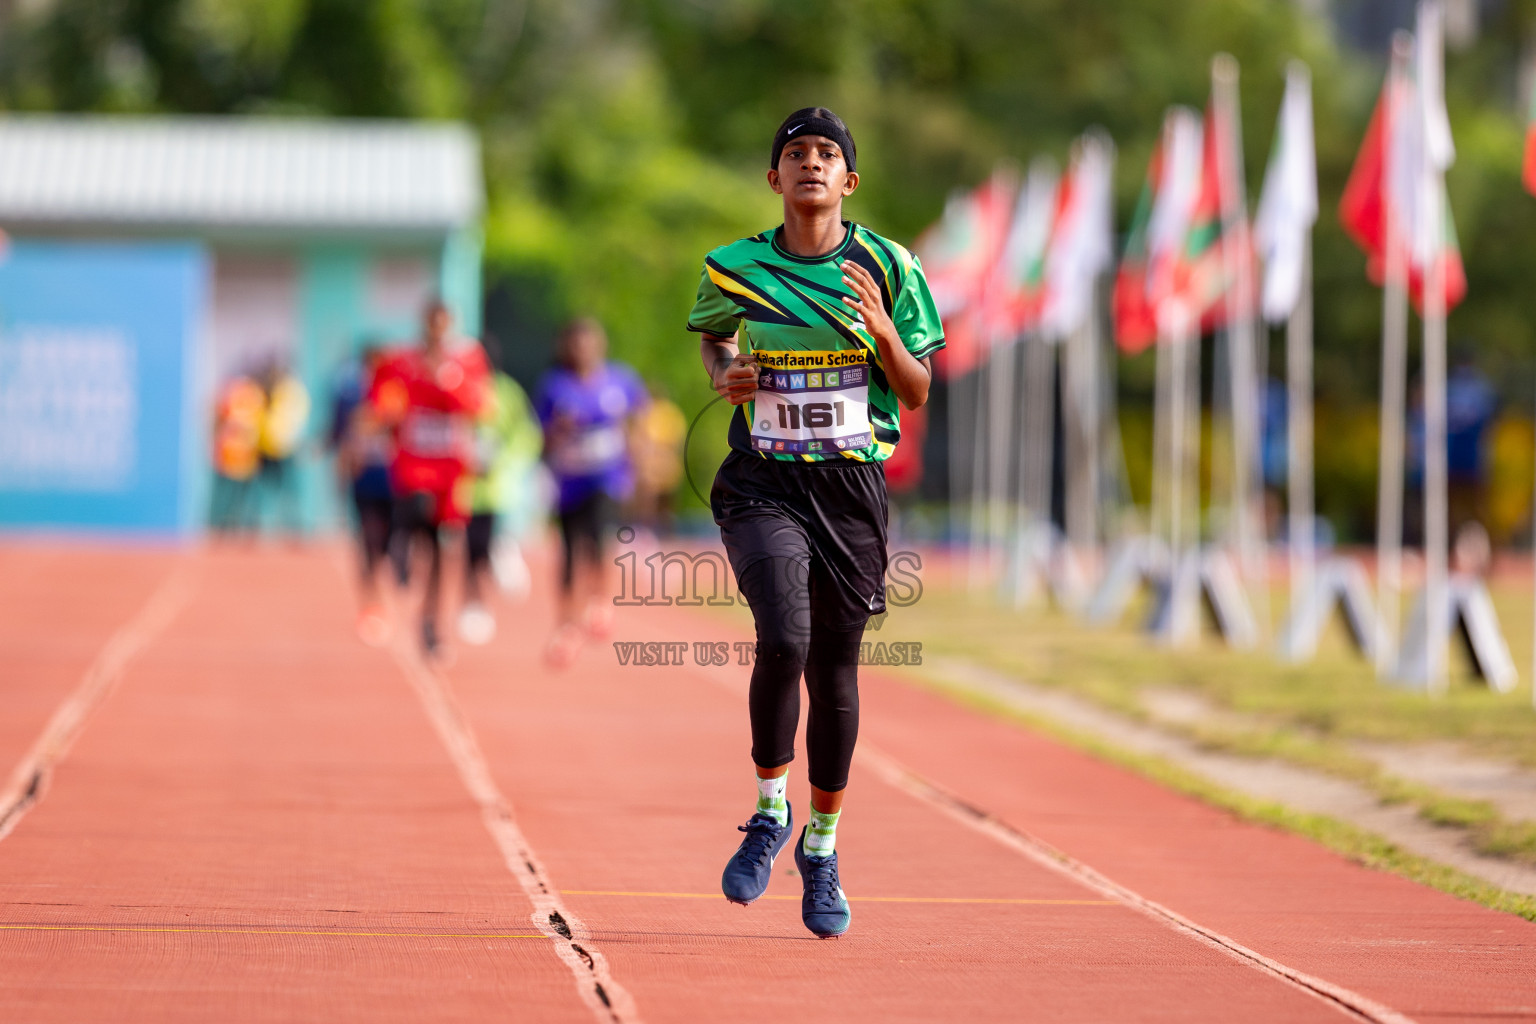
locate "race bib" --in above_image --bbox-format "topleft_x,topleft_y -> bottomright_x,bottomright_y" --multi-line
748,350 -> 873,456
549,423 -> 626,476
401,410 -> 462,458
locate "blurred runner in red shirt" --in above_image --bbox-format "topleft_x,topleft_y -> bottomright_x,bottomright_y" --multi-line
370,298 -> 489,659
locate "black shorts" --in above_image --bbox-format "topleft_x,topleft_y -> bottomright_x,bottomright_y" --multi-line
466,511 -> 495,570
711,450 -> 888,631
353,492 -> 393,566
558,491 -> 616,586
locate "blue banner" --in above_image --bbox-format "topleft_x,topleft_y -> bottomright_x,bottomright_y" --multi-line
0,241 -> 208,533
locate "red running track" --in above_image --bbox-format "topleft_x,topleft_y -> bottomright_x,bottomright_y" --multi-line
0,541 -> 1533,1022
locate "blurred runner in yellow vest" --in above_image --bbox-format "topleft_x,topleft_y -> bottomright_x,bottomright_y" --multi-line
630,386 -> 686,537
257,359 -> 311,536
458,365 -> 542,645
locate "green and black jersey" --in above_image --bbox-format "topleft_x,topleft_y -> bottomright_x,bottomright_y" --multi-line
688,222 -> 945,463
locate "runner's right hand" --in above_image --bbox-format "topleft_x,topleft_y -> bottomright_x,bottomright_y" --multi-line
714,354 -> 760,406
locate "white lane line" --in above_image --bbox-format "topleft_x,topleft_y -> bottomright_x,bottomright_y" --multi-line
0,562 -> 194,843
683,655 -> 1414,1024
388,642 -> 641,1024
856,746 -> 1417,1024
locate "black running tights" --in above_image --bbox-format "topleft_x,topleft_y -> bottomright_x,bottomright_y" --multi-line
391,491 -> 443,627
738,556 -> 864,793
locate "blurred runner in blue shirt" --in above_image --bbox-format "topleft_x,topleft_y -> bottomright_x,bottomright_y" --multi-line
535,318 -> 647,666
329,345 -> 395,646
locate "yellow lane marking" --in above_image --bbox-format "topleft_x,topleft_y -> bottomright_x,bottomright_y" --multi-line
559,890 -> 1118,906
0,924 -> 546,939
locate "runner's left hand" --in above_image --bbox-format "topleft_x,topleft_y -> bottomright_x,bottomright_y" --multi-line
840,260 -> 897,347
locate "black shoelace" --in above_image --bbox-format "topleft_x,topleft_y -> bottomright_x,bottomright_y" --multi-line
802,858 -> 841,910
735,817 -> 783,867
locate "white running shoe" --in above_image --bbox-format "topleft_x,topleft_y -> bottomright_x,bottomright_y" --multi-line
491,541 -> 532,601
457,602 -> 497,646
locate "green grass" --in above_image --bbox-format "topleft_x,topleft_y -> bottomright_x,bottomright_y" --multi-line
901,666 -> 1536,923
873,575 -> 1536,762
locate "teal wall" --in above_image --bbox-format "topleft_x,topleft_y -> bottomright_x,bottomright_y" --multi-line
440,227 -> 483,335
295,243 -> 368,532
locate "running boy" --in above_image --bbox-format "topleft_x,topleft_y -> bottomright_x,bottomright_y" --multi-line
536,318 -> 647,667
690,108 -> 944,937
370,299 -> 490,659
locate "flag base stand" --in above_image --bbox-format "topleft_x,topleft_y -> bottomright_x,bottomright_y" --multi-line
1085,535 -> 1166,626
1393,574 -> 1518,692
1084,539 -> 1257,649
1276,557 -> 1378,663
1005,522 -> 1091,611
1145,548 -> 1260,649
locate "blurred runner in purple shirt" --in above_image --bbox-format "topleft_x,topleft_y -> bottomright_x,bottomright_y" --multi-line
535,318 -> 647,666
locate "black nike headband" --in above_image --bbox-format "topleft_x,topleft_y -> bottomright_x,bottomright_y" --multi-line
770,116 -> 857,172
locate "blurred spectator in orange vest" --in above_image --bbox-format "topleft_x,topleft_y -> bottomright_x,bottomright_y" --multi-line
211,373 -> 265,534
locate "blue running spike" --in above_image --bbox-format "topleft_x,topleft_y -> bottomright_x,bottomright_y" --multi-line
721,805 -> 793,906
794,825 -> 851,937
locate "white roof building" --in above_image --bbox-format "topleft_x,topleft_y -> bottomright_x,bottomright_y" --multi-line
0,115 -> 482,232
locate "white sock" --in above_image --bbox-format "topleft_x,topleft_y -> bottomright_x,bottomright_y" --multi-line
755,774 -> 788,825
803,806 -> 840,857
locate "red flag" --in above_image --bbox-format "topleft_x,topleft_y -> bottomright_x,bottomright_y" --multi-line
1112,159 -> 1159,354
1177,100 -> 1247,332
1523,79 -> 1536,195
1339,78 -> 1393,281
1113,108 -> 1204,352
1407,184 -> 1466,313
981,161 -> 1059,344
1338,64 -> 1465,314
918,173 -> 1016,379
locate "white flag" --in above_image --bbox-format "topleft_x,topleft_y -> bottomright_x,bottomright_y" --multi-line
1254,61 -> 1317,323
1146,107 -> 1204,335
1416,0 -> 1455,172
1041,131 -> 1115,341
1411,1 -> 1458,291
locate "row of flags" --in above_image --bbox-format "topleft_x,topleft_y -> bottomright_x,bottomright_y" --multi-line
920,136 -> 1115,378
919,4 -> 1490,374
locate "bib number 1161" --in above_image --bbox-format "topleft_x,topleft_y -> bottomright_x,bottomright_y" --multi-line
778,400 -> 847,430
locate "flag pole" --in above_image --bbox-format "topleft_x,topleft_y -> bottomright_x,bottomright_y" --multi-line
1213,53 -> 1268,639
1419,1 -> 1453,695
948,364 -> 962,559
968,358 -> 990,593
988,333 -> 1014,588
1157,301 -> 1199,646
1012,335 -> 1032,601
1065,317 -> 1098,555
1167,311 -> 1190,589
1019,331 -> 1056,605
1287,235 -> 1316,630
1185,310 -> 1203,591
1423,177 -> 1448,695
1151,322 -> 1172,552
1084,283 -> 1104,556
1097,267 -> 1130,540
1376,33 -> 1413,677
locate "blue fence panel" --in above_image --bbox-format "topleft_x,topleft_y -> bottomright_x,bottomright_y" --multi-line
0,241 -> 208,534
